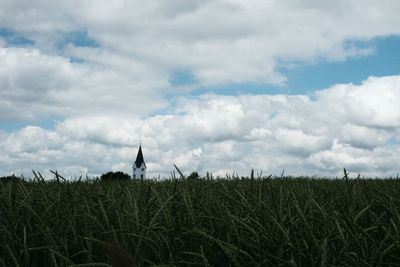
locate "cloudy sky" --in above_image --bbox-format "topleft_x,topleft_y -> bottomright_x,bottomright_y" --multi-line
1,0 -> 400,178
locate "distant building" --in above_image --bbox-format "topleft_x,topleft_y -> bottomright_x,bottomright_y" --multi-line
132,145 -> 146,179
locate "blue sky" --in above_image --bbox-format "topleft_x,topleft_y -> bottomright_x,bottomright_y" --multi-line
178,36 -> 400,96
285,36 -> 400,93
4,27 -> 399,99
1,1 -> 400,177
0,27 -> 34,46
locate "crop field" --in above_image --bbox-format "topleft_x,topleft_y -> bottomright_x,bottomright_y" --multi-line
1,174 -> 400,266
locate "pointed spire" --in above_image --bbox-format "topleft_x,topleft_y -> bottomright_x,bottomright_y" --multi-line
134,145 -> 146,168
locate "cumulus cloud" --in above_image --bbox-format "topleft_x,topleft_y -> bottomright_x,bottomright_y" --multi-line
64,0 -> 399,86
1,1 -> 400,120
1,75 -> 400,178
0,46 -> 168,120
0,0 -> 400,93
316,76 -> 400,128
1,1 -> 400,178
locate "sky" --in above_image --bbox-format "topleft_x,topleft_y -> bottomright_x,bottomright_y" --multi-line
1,0 -> 400,178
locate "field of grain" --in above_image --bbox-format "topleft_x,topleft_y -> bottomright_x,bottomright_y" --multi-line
1,174 -> 400,266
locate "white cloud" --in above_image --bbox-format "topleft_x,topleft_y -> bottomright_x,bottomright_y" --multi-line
3,126 -> 63,153
316,76 -> 400,128
1,1 -> 400,178
307,140 -> 400,175
1,75 -> 400,178
0,46 -> 168,120
0,2 -> 399,122
1,1 -> 400,95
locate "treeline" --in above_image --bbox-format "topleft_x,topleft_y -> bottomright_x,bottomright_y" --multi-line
0,171 -> 132,182
0,170 -> 201,182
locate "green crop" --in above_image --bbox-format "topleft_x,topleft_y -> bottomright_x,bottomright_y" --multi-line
1,173 -> 400,266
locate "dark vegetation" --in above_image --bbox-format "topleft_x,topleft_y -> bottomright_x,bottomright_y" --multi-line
1,170 -> 400,266
0,174 -> 23,182
101,171 -> 131,181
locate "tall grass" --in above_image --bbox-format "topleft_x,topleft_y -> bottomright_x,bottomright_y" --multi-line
1,175 -> 400,266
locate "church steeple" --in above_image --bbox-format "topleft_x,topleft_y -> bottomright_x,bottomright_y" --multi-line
134,145 -> 146,168
132,145 -> 146,179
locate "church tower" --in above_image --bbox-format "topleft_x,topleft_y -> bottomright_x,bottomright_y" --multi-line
132,145 -> 146,179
